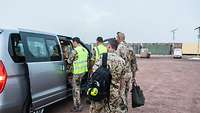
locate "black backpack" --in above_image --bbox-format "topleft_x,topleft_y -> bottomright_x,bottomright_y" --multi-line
87,53 -> 111,101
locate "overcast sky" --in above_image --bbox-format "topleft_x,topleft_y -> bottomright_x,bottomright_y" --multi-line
0,0 -> 200,43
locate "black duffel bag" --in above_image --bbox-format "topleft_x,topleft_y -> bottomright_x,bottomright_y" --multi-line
131,80 -> 145,108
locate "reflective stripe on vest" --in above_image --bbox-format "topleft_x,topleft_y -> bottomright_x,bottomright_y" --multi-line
73,45 -> 88,74
95,44 -> 107,61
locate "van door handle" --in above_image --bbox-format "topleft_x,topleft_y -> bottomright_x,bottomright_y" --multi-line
62,64 -> 65,71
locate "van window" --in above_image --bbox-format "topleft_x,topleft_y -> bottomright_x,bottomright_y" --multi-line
59,39 -> 73,59
64,45 -> 73,58
27,37 -> 48,58
21,32 -> 62,62
9,34 -> 25,63
46,39 -> 61,61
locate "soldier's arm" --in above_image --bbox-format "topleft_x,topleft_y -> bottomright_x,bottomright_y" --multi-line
133,54 -> 138,71
116,45 -> 122,57
92,58 -> 101,72
67,49 -> 77,64
91,48 -> 96,62
89,58 -> 101,78
119,60 -> 126,90
116,45 -> 128,61
129,52 -> 137,83
131,52 -> 138,72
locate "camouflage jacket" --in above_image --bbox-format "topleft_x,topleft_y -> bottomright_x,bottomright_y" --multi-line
67,49 -> 78,64
66,49 -> 78,72
116,41 -> 138,74
93,52 -> 126,98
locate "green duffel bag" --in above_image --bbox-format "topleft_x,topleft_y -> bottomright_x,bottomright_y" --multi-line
131,81 -> 145,108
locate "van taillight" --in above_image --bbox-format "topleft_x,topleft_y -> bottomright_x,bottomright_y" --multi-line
0,61 -> 7,94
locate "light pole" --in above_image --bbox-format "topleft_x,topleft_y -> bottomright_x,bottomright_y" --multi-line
171,29 -> 178,54
171,29 -> 178,44
195,26 -> 200,56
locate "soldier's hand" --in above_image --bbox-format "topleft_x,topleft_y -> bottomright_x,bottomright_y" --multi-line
132,77 -> 136,84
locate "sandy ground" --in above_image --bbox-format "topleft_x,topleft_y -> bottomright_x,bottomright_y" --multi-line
45,58 -> 200,113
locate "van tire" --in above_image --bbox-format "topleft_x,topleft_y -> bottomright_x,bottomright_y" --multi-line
22,96 -> 32,113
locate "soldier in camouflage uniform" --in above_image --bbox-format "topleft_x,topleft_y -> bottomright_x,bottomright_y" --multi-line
89,39 -> 128,113
68,37 -> 88,112
116,32 -> 138,112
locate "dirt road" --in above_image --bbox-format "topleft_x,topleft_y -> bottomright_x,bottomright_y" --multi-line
45,58 -> 200,113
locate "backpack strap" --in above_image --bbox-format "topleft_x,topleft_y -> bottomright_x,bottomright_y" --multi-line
102,53 -> 108,68
96,46 -> 100,57
102,53 -> 111,111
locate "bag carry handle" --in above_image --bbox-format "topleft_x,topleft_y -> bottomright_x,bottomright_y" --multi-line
102,53 -> 108,68
132,78 -> 138,86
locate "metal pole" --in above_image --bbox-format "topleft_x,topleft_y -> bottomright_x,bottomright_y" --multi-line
195,26 -> 200,56
198,34 -> 200,56
173,31 -> 175,42
171,29 -> 177,55
171,29 -> 177,45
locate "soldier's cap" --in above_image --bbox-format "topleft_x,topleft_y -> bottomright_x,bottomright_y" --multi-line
104,38 -> 118,50
72,37 -> 81,43
96,37 -> 103,42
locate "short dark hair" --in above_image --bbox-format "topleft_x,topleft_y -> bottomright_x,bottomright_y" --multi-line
72,37 -> 81,43
117,32 -> 121,35
108,38 -> 118,50
96,37 -> 103,42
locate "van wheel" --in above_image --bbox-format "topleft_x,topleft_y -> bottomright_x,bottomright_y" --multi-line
22,97 -> 32,113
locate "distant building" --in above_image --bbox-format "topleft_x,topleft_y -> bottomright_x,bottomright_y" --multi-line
131,43 -> 181,55
182,43 -> 200,55
89,42 -> 200,55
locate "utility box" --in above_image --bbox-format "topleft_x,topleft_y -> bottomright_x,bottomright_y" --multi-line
140,48 -> 151,58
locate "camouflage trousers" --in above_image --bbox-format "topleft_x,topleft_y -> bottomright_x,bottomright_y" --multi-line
121,72 -> 133,113
89,91 -> 127,113
72,73 -> 84,108
89,99 -> 106,113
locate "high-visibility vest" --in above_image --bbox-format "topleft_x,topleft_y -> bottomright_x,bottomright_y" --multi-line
73,45 -> 88,74
95,44 -> 107,61
83,47 -> 89,72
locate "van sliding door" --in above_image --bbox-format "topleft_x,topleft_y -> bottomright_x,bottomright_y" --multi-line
19,31 -> 67,109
